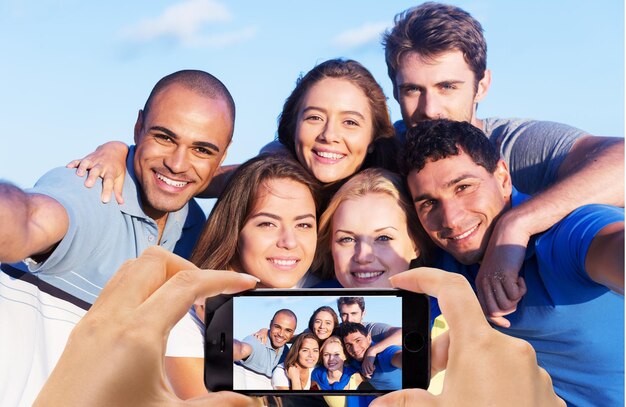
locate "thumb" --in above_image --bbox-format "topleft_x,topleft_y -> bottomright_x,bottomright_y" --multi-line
370,389 -> 437,407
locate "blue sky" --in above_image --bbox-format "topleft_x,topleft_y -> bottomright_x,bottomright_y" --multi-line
1,1 -> 623,211
233,294 -> 402,340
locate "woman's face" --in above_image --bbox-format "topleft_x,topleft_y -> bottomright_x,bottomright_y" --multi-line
237,178 -> 317,288
298,338 -> 320,368
332,193 -> 417,288
322,342 -> 345,372
294,78 -> 374,184
312,310 -> 335,340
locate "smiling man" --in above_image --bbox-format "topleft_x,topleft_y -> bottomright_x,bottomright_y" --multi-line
339,322 -> 402,391
400,119 -> 624,406
383,2 -> 624,323
233,309 -> 297,389
0,70 -> 235,406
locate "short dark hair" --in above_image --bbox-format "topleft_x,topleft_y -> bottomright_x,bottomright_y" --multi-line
142,69 -> 236,133
399,119 -> 500,176
271,309 -> 298,326
336,297 -> 366,313
383,2 -> 487,91
339,322 -> 369,340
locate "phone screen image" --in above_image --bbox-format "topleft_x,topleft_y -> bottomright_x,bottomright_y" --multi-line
204,288 -> 430,396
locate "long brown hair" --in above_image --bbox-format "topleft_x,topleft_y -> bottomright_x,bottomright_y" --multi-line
283,333 -> 320,369
189,154 -> 321,270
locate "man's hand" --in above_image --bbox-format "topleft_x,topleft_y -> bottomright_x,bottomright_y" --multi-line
361,348 -> 378,378
475,210 -> 529,327
369,267 -> 564,407
252,328 -> 269,345
67,141 -> 129,204
35,246 -> 260,407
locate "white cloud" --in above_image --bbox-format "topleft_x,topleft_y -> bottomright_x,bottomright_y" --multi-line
121,0 -> 255,48
332,22 -> 390,48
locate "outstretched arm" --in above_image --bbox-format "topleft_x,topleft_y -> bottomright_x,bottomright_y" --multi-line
0,183 -> 68,263
477,136 -> 624,327
361,327 -> 401,377
233,339 -> 253,362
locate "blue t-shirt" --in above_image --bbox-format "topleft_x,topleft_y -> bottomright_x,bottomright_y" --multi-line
434,190 -> 624,406
350,343 -> 401,390
237,335 -> 288,378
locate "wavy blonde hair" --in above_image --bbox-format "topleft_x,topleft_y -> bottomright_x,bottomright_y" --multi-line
314,168 -> 433,280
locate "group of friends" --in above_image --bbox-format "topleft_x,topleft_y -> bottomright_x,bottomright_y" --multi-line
0,2 -> 623,407
233,297 -> 402,396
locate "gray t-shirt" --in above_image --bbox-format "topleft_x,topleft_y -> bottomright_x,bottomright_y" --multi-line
395,118 -> 587,195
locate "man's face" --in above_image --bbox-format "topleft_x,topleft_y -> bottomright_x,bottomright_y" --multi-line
269,312 -> 296,349
406,150 -> 511,265
133,83 -> 232,221
393,50 -> 490,128
338,303 -> 364,324
343,330 -> 371,362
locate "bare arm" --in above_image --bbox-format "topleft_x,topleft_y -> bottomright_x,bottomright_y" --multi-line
390,349 -> 402,369
0,183 -> 68,263
477,136 -> 624,326
585,221 -> 624,294
233,339 -> 253,362
361,327 -> 402,377
164,356 -> 208,399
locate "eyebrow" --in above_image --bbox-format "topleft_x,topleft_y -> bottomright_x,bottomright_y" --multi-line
250,212 -> 316,221
335,226 -> 399,235
301,106 -> 366,121
399,79 -> 465,89
149,126 -> 221,153
412,174 -> 477,202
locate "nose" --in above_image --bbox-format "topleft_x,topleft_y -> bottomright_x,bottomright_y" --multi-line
277,227 -> 297,250
417,91 -> 444,120
438,199 -> 463,231
353,240 -> 375,264
316,119 -> 340,144
163,145 -> 190,174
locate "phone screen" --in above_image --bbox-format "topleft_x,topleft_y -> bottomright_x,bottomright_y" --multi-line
205,288 -> 430,395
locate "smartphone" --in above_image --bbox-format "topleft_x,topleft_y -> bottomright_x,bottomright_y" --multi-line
204,288 -> 430,396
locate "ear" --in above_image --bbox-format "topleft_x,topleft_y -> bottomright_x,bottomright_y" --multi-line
134,110 -> 144,144
218,149 -> 228,167
474,69 -> 491,103
493,159 -> 512,198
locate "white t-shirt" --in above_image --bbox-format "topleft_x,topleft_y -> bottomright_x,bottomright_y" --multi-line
271,363 -> 314,390
165,311 -> 204,358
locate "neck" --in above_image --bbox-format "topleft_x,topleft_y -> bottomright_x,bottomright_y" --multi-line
327,369 -> 342,382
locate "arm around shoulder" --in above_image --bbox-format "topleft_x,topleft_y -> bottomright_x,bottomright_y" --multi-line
585,220 -> 624,294
0,183 -> 68,263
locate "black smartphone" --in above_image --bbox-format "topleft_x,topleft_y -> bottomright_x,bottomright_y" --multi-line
204,288 -> 430,396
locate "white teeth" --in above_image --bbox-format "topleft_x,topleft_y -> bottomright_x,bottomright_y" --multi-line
156,173 -> 188,187
316,151 -> 345,160
452,225 -> 478,240
271,259 -> 297,266
352,271 -> 384,279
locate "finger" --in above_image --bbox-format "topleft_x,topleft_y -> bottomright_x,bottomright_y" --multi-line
493,280 -> 517,312
186,391 -> 260,407
370,389 -> 436,407
76,158 -> 93,177
101,176 -> 115,204
390,267 -> 490,335
66,159 -> 80,169
139,268 -> 259,334
113,180 -> 125,205
90,246 -> 199,313
430,331 -> 449,376
487,315 -> 511,328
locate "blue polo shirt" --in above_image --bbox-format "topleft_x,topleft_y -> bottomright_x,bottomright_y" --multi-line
434,189 -> 624,406
237,335 -> 289,378
0,146 -> 206,407
350,343 -> 401,390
